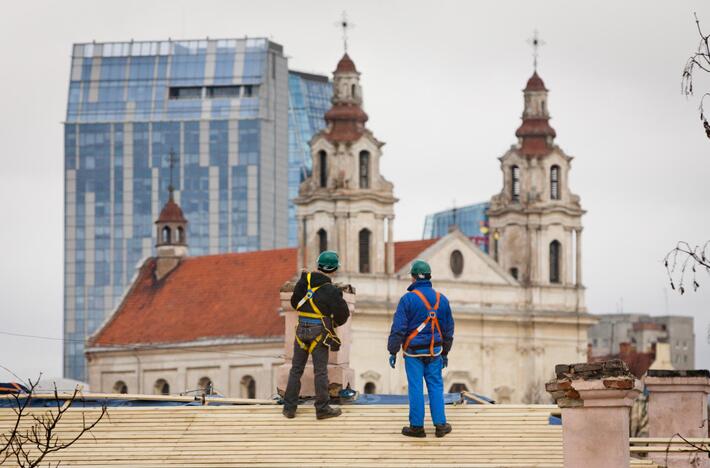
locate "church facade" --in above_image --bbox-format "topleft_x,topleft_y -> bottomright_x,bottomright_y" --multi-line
86,53 -> 595,403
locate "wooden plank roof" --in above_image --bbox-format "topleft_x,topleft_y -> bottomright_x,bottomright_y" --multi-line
0,403 -> 658,467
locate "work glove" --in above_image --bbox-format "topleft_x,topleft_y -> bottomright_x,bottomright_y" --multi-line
389,354 -> 396,369
442,355 -> 448,369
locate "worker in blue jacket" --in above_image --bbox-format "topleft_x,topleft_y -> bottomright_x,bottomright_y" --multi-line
387,259 -> 454,438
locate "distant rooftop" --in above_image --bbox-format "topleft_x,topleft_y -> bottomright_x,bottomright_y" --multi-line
72,37 -> 281,58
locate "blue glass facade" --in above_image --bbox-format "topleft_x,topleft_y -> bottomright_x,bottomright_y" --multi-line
422,202 -> 490,253
64,39 -> 290,381
286,71 -> 332,246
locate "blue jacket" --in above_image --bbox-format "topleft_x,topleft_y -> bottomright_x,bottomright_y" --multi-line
387,280 -> 454,356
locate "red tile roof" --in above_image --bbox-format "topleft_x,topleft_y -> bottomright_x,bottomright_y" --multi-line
90,248 -> 298,347
394,239 -> 438,271
91,240 -> 439,347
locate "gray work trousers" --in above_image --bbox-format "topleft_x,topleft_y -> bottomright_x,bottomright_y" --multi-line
283,322 -> 330,413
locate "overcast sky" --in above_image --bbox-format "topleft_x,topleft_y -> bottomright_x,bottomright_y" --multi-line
1,0 -> 709,382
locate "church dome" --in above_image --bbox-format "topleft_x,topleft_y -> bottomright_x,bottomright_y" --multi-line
335,53 -> 357,73
157,194 -> 187,224
525,72 -> 547,92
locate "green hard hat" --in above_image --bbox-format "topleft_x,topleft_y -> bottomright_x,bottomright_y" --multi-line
410,259 -> 432,277
317,250 -> 340,272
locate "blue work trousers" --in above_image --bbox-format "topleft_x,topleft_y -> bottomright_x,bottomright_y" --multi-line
404,355 -> 446,427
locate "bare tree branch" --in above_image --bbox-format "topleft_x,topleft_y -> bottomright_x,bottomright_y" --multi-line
0,373 -> 108,467
682,13 -> 710,140
664,240 -> 710,294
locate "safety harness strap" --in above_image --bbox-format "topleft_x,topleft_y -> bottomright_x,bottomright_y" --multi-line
402,289 -> 442,357
294,272 -> 341,354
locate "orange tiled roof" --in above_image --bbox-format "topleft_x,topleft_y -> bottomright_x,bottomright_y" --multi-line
394,239 -> 438,271
90,248 -> 298,347
90,240 -> 440,347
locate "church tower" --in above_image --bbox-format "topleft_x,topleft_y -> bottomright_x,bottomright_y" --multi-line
488,71 -> 585,290
295,53 -> 397,275
154,187 -> 188,280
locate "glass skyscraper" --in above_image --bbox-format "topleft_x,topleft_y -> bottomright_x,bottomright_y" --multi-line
64,38 -> 294,381
422,202 -> 490,253
286,71 -> 332,246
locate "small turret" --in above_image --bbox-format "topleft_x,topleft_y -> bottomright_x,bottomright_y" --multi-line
154,187 -> 188,280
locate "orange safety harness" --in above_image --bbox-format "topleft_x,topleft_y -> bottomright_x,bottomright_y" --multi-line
402,289 -> 444,357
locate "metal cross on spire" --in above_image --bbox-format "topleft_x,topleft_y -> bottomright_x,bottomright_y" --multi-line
167,148 -> 178,195
336,11 -> 354,53
527,30 -> 545,71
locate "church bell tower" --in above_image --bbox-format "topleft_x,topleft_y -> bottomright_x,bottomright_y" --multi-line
488,70 -> 585,290
295,53 -> 397,275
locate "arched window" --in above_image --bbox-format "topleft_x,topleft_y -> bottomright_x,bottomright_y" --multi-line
240,375 -> 256,399
511,165 -> 520,202
154,379 -> 170,395
359,151 -> 370,189
319,151 -> 327,188
549,240 -> 561,284
359,229 -> 371,273
550,165 -> 560,200
177,226 -> 185,243
113,381 -> 128,394
198,377 -> 213,395
510,267 -> 519,280
161,226 -> 171,244
351,84 -> 357,99
364,382 -> 376,394
449,383 -> 469,393
317,229 -> 328,254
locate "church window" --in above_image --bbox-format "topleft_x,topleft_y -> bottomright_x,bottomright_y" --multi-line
449,383 -> 468,393
319,151 -> 327,188
359,229 -> 371,273
510,267 -> 519,280
359,151 -> 370,189
198,377 -> 213,395
511,165 -> 520,202
177,226 -> 185,243
550,165 -> 560,200
113,381 -> 128,394
364,382 -> 376,394
161,226 -> 171,244
450,250 -> 464,277
351,84 -> 356,99
240,375 -> 256,399
549,240 -> 561,284
317,229 -> 328,253
154,379 -> 170,395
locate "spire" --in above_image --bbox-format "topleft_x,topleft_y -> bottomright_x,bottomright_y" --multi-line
323,52 -> 368,143
515,32 -> 555,156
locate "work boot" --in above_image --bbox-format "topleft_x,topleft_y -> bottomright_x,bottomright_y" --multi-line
401,426 -> 426,438
435,423 -> 452,438
316,406 -> 342,420
282,408 -> 296,419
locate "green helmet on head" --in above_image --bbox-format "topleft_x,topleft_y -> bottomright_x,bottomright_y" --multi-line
410,259 -> 432,279
317,250 -> 340,273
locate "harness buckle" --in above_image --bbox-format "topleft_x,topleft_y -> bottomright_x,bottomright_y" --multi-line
429,311 -> 437,319
306,290 -> 314,299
